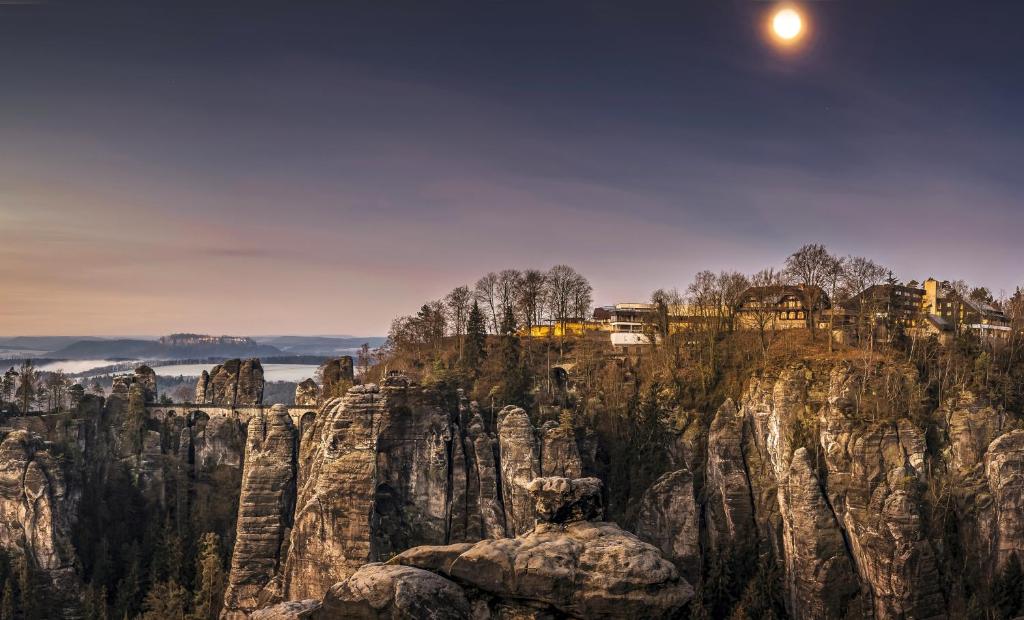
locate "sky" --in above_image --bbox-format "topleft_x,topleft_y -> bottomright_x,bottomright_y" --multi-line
1,0 -> 1022,336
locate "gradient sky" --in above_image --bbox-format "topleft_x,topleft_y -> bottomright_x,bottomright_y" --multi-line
2,1 -> 1022,336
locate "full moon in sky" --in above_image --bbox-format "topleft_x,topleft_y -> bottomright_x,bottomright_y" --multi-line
772,8 -> 803,41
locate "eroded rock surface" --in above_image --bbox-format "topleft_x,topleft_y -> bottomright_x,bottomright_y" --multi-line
195,358 -> 265,406
497,406 -> 540,536
223,405 -> 298,616
636,468 -> 700,584
294,379 -> 320,407
0,431 -> 81,613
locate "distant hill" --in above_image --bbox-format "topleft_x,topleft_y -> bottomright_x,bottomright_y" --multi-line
253,336 -> 386,356
49,336 -> 283,360
0,336 -> 105,351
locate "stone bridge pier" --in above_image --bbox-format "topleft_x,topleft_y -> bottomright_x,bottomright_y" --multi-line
145,404 -> 317,431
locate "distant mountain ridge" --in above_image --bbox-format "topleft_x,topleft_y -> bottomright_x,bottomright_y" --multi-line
20,334 -> 388,360
253,335 -> 386,355
48,335 -> 283,360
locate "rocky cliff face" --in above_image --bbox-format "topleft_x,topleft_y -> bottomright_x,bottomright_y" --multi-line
318,356 -> 354,400
223,405 -> 298,617
273,477 -> 693,619
0,431 -> 81,613
293,379 -> 320,407
282,379 -> 595,604
195,358 -> 265,406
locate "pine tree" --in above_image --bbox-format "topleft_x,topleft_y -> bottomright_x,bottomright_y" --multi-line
496,307 -> 531,407
463,301 -> 487,373
140,581 -> 187,620
993,553 -> 1023,619
1,579 -> 15,620
114,542 -> 141,619
192,532 -> 225,620
16,360 -> 36,414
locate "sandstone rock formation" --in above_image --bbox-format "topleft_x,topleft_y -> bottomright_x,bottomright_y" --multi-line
0,431 -> 81,613
297,477 -> 692,619
284,387 -> 379,600
779,448 -> 862,619
319,356 -> 354,400
496,406 -> 540,536
223,405 -> 298,616
985,430 -> 1024,571
195,358 -> 265,406
294,379 -> 320,407
819,384 -> 945,619
539,419 -> 582,478
319,563 -> 472,619
636,468 -> 700,584
704,398 -> 757,554
134,364 -> 158,403
526,476 -> 602,524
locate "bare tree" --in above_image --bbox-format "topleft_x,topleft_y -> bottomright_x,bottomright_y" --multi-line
841,256 -> 889,348
570,273 -> 593,324
719,271 -> 751,333
822,255 -> 848,352
517,269 -> 547,335
784,243 -> 835,339
16,360 -> 36,414
445,285 -> 473,359
474,272 -> 500,334
648,288 -> 683,342
746,268 -> 785,355
544,265 -> 591,353
496,269 -> 524,328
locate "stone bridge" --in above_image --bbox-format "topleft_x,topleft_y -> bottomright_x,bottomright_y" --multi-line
144,403 -> 318,429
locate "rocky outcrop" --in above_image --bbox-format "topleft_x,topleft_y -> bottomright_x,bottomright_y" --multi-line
196,369 -> 210,403
704,398 -> 757,555
985,430 -> 1024,571
636,468 -> 700,584
223,405 -> 298,616
285,387 -> 379,600
250,599 -> 321,620
496,406 -> 540,536
539,420 -> 582,478
819,368 -> 945,620
0,431 -> 81,613
370,477 -> 693,619
195,358 -> 265,406
134,364 -> 158,403
318,563 -> 472,619
527,476 -> 602,524
294,379 -> 320,407
467,410 -> 506,540
780,448 -> 862,619
373,378 -> 457,556
319,356 -> 354,400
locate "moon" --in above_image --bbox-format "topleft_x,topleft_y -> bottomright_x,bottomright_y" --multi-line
772,7 -> 803,41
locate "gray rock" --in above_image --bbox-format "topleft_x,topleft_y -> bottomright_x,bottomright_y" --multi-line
224,405 -> 298,615
318,563 -> 471,619
636,468 -> 700,584
526,476 -> 603,524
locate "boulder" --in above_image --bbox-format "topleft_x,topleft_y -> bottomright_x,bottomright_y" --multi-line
526,476 -> 602,524
391,519 -> 693,619
318,563 -> 471,619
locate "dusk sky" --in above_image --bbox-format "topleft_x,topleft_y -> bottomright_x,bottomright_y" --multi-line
2,1 -> 1021,336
